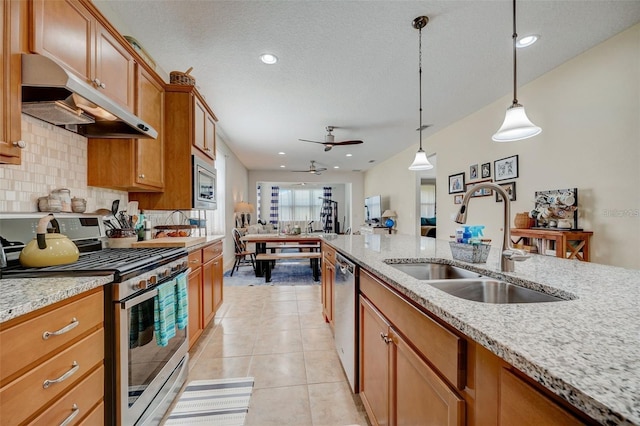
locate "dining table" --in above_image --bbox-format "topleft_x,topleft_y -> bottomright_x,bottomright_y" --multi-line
240,233 -> 325,277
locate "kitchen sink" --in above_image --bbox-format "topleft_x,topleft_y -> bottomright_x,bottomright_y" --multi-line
386,262 -> 484,280
427,279 -> 564,304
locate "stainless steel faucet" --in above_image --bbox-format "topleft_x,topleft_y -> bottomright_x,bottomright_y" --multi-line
455,182 -> 529,272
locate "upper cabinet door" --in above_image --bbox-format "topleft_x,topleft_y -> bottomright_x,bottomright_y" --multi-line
135,65 -> 164,189
30,0 -> 134,111
95,23 -> 134,111
205,113 -> 216,160
30,0 -> 94,81
193,97 -> 207,154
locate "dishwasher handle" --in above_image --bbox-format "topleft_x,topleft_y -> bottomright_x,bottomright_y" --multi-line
335,255 -> 354,275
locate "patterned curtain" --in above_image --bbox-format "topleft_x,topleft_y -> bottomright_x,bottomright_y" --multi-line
256,185 -> 262,222
322,186 -> 333,232
269,186 -> 279,225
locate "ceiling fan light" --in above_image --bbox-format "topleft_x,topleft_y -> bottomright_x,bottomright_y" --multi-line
260,53 -> 278,64
408,149 -> 433,170
492,104 -> 541,142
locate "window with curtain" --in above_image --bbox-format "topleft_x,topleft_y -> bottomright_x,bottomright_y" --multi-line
420,184 -> 436,218
279,187 -> 325,222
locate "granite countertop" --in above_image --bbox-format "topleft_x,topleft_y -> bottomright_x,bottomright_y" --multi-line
0,275 -> 114,323
323,234 -> 640,426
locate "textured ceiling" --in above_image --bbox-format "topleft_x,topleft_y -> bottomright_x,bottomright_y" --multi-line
95,0 -> 640,175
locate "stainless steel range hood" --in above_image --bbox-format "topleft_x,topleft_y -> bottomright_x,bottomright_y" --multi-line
21,54 -> 158,139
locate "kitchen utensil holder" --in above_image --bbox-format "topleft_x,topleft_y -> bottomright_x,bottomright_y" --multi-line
449,242 -> 491,263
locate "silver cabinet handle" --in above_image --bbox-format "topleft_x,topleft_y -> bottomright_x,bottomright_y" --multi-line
380,332 -> 391,344
12,140 -> 26,149
92,78 -> 106,89
139,174 -> 145,179
43,318 -> 79,340
59,404 -> 79,426
43,361 -> 79,389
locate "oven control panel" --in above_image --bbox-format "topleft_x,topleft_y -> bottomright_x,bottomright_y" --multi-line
114,257 -> 189,300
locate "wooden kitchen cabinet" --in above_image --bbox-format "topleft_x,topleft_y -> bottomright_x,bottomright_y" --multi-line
321,243 -> 336,328
193,96 -> 216,160
87,63 -> 164,191
0,0 -> 25,165
187,240 -> 224,349
0,287 -> 104,425
359,268 -> 466,426
30,0 -> 134,111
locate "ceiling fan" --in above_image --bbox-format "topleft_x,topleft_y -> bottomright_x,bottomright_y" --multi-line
299,126 -> 363,152
291,160 -> 327,175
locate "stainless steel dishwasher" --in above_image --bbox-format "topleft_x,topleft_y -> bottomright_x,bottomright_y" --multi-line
334,253 -> 358,392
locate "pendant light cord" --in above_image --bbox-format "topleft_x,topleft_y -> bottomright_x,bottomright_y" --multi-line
418,25 -> 424,150
512,0 -> 518,106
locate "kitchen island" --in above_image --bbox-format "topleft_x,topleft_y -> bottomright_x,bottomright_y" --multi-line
323,233 -> 640,425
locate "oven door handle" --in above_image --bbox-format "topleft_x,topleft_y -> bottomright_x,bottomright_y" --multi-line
121,288 -> 159,310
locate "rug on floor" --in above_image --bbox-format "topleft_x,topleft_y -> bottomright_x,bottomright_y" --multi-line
164,377 -> 255,425
224,259 -> 320,286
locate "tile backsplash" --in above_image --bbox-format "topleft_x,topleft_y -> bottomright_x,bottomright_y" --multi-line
0,114 -> 128,213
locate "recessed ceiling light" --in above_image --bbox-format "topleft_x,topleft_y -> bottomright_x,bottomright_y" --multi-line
278,151 -> 285,155
280,165 -> 285,168
516,34 -> 539,48
334,166 -> 340,169
346,153 -> 353,157
260,53 -> 278,64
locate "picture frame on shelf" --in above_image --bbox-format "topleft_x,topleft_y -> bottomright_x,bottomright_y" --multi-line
470,164 -> 479,180
481,162 -> 491,178
454,194 -> 463,204
495,181 -> 517,202
494,155 -> 519,181
448,172 -> 466,194
468,179 -> 493,197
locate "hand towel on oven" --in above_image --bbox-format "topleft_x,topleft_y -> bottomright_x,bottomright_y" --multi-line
174,272 -> 189,330
154,279 -> 177,346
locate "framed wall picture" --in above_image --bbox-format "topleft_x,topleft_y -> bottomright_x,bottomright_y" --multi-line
469,179 -> 493,197
470,164 -> 479,180
494,155 -> 519,181
481,162 -> 491,178
454,194 -> 463,204
448,172 -> 465,194
495,181 -> 517,202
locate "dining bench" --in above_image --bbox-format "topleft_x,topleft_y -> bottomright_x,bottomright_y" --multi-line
255,251 -> 322,283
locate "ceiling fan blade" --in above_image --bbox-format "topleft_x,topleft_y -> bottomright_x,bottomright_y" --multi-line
334,140 -> 363,145
299,139 -> 326,145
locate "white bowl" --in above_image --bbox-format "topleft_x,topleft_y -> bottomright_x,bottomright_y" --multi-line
107,237 -> 138,248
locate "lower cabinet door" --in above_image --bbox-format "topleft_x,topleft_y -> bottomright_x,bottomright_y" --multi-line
202,259 -> 215,326
212,254 -> 223,313
188,267 -> 203,349
392,328 -> 465,426
359,296 -> 391,426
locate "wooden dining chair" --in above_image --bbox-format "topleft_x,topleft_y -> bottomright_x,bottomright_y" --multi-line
230,228 -> 256,276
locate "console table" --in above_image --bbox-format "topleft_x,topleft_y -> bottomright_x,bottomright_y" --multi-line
510,228 -> 593,262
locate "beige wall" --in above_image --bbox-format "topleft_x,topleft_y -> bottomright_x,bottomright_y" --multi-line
364,23 -> 640,269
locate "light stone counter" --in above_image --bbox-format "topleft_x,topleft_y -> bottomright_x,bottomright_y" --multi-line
323,234 -> 640,426
0,275 -> 113,323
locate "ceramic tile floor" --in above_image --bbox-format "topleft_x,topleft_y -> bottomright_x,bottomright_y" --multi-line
183,284 -> 370,426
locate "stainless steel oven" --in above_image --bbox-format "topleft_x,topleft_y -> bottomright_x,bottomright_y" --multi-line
111,259 -> 190,425
193,155 -> 217,210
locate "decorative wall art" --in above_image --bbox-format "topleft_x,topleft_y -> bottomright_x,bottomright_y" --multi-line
481,162 -> 491,178
531,188 -> 579,229
448,173 -> 465,194
470,164 -> 479,180
494,155 -> 519,181
454,194 -> 463,204
495,181 -> 516,202
468,179 -> 493,197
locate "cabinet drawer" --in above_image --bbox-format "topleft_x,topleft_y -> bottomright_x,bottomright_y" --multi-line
360,269 -> 465,389
78,400 -> 104,426
0,329 -> 104,426
203,240 -> 222,262
0,289 -> 103,383
188,249 -> 203,269
28,364 -> 104,426
322,243 -> 336,264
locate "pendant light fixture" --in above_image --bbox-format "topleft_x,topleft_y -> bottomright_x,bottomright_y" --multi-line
408,16 -> 434,171
492,0 -> 541,142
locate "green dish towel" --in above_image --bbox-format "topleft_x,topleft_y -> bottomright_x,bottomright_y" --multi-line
175,272 -> 189,330
154,279 -> 176,347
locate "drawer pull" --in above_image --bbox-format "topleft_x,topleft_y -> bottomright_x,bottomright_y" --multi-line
43,318 -> 79,340
43,361 -> 79,389
59,404 -> 80,426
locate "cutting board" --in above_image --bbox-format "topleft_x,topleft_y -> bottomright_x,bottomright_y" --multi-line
131,236 -> 207,248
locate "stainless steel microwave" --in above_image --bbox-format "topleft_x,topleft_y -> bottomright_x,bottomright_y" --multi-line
192,155 -> 217,210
